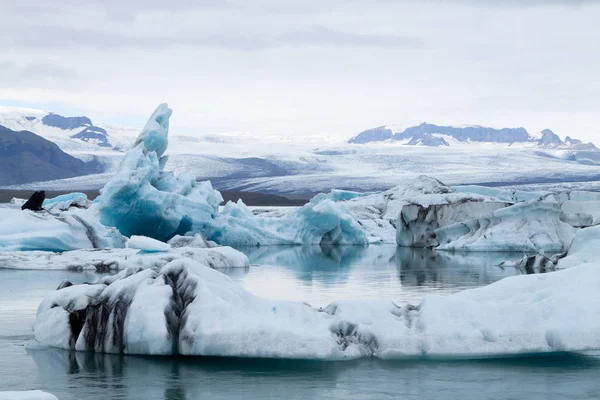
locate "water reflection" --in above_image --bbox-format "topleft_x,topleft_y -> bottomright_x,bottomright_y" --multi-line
231,245 -> 520,304
25,346 -> 600,400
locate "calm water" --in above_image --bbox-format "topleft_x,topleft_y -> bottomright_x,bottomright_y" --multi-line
1,245 -> 599,400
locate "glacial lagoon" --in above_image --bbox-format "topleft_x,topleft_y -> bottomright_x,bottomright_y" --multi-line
1,245 -> 599,400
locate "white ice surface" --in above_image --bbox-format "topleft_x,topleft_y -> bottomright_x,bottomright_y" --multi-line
0,207 -> 123,252
435,200 -> 577,252
34,259 -> 600,359
0,245 -> 248,271
557,225 -> 600,270
126,235 -> 170,252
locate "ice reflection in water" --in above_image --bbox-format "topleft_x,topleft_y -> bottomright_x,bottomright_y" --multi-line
233,245 -> 520,305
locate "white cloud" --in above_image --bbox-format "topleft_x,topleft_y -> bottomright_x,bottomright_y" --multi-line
0,0 -> 598,142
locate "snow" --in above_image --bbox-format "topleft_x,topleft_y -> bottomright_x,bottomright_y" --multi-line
33,259 -> 600,359
0,391 -> 58,400
3,103 -> 600,197
0,245 -> 248,271
126,235 -> 170,252
434,200 -> 577,252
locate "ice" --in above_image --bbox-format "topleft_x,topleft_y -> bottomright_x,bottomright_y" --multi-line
96,104 -> 368,246
126,235 -> 170,252
396,196 -> 510,247
326,189 -> 370,202
205,196 -> 369,246
33,259 -> 600,359
0,207 -> 123,252
0,391 -> 59,400
42,192 -> 91,214
96,105 -> 222,242
434,200 -> 577,252
557,225 -> 600,269
0,245 -> 248,271
452,185 -> 544,203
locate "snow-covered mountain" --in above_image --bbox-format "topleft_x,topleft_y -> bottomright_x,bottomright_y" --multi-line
0,125 -> 99,185
2,105 -> 600,195
348,123 -> 597,150
0,106 -> 138,153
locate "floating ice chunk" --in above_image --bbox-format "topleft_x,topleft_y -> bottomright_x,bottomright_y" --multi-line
452,185 -> 544,203
498,253 -> 563,274
204,195 -> 368,246
435,200 -> 577,252
0,244 -> 248,271
9,197 -> 26,206
168,234 -> 210,248
0,391 -> 59,400
327,189 -> 370,202
557,224 -> 600,269
127,235 -> 170,252
34,259 -> 600,359
333,175 -> 458,243
0,207 -> 123,252
396,196 -> 510,247
43,192 -> 91,214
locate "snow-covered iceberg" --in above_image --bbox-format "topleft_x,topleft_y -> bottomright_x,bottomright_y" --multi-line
434,200 -> 577,252
34,259 -> 600,359
0,241 -> 248,271
96,104 -> 368,246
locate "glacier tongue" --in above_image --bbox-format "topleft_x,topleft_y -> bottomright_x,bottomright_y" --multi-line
34,259 -> 600,359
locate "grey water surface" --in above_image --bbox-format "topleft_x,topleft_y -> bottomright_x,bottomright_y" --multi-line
1,245 -> 598,400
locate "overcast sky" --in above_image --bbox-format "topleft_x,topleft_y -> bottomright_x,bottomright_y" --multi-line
1,0 -> 599,141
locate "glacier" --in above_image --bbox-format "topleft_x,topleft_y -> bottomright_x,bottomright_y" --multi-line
33,258 -> 600,359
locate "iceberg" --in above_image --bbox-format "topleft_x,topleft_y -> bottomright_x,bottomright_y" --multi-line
34,259 -> 600,359
434,200 -> 577,252
96,104 -> 368,246
557,224 -> 600,270
335,176 -> 464,243
126,235 -> 170,252
0,391 -> 58,400
498,253 -> 564,275
452,185 -> 544,203
396,196 -> 510,247
0,207 -> 124,252
42,192 -> 91,214
0,244 -> 248,271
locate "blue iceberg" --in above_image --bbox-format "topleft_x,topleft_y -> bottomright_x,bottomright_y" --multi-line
97,104 -> 368,246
